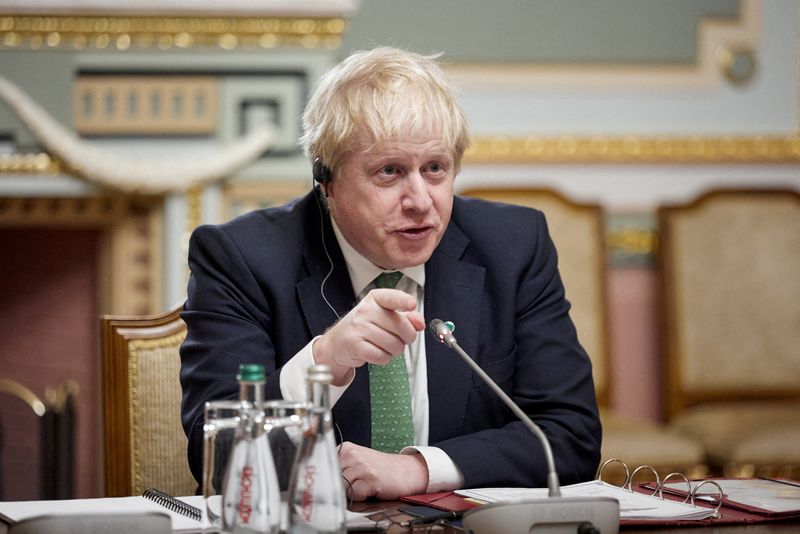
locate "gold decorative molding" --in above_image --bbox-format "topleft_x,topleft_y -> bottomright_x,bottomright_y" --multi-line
0,196 -> 126,225
717,47 -> 758,85
184,186 -> 202,231
607,227 -> 658,257
0,152 -> 60,173
0,14 -> 347,51
464,136 -> 800,164
4,136 -> 800,179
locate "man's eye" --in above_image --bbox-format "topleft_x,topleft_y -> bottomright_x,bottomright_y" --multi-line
380,165 -> 397,175
428,162 -> 442,172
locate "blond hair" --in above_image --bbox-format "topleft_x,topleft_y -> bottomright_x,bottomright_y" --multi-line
300,47 -> 470,174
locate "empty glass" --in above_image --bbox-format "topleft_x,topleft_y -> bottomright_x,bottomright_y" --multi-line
202,399 -> 309,532
202,399 -> 241,530
263,400 -> 308,493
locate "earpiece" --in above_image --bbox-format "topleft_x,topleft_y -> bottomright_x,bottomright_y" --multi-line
311,157 -> 340,320
313,158 -> 332,184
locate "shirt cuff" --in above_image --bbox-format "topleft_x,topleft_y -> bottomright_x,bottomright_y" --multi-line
279,335 -> 354,407
401,446 -> 465,493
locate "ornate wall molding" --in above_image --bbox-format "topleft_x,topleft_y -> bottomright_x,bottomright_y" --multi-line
445,0 -> 762,89
74,76 -> 219,135
0,75 -> 275,193
4,135 -> 799,180
464,135 -> 800,164
0,14 -> 348,51
0,196 -> 124,225
0,0 -> 359,17
0,195 -> 163,315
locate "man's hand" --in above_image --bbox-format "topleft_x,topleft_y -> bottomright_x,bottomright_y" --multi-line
339,442 -> 428,501
313,288 -> 425,385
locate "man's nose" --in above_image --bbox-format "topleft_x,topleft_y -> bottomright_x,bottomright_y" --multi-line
401,173 -> 433,212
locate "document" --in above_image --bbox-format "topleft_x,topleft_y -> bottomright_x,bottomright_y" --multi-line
0,495 -> 205,533
665,478 -> 800,515
456,480 -> 716,521
0,495 -> 378,533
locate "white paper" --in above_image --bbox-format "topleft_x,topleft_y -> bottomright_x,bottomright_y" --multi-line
0,495 -> 380,532
457,480 -> 716,521
0,495 -> 204,532
668,479 -> 800,514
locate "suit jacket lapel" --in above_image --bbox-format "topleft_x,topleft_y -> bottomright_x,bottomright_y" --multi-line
296,192 -> 353,336
295,195 -> 371,445
425,222 -> 485,444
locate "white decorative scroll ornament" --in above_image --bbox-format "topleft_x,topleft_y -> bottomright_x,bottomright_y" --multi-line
0,75 -> 276,194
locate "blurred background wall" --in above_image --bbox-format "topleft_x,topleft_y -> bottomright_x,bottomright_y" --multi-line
0,0 -> 798,499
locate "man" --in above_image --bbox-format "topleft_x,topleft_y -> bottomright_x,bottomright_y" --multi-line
180,47 -> 601,501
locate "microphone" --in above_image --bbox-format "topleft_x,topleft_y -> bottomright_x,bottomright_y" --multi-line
428,319 -> 619,534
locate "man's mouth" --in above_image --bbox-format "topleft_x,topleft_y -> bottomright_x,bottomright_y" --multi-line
396,225 -> 433,239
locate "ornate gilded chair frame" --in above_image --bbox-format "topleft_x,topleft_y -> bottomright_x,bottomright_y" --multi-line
101,307 -> 194,497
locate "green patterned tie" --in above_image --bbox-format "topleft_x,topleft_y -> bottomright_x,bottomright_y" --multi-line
369,271 -> 415,453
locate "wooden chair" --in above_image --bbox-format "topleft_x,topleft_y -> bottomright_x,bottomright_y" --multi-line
659,189 -> 800,478
101,307 -> 196,497
462,188 -> 705,484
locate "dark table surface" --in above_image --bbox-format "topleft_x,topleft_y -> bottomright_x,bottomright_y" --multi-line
350,501 -> 800,533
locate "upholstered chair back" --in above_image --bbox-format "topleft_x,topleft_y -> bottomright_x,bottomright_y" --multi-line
461,188 -> 610,405
102,308 -> 196,497
659,189 -> 800,477
462,187 -> 707,484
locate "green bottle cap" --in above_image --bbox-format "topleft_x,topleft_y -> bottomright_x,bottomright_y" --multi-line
237,363 -> 266,382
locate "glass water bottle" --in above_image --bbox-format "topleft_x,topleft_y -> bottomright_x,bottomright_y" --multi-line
221,364 -> 281,533
286,364 -> 347,534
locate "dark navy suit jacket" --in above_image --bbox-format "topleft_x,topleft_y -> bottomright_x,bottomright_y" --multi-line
180,189 -> 601,488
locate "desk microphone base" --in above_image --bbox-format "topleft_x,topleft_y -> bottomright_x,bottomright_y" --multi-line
462,496 -> 620,534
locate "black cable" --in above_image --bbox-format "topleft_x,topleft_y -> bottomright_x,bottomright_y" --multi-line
577,521 -> 601,534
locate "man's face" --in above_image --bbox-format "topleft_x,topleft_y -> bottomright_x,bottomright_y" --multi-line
326,135 -> 455,270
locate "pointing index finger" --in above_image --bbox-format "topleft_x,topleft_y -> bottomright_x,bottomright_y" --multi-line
370,288 -> 417,312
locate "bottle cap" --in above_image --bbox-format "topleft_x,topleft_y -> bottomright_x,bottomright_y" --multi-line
237,363 -> 266,382
306,364 -> 333,384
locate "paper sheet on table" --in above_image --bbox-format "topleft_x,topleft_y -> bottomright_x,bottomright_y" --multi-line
0,495 -> 379,533
666,478 -> 800,514
457,480 -> 715,520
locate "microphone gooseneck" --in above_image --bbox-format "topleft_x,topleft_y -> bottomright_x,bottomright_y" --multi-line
428,319 -> 561,497
427,318 -> 620,533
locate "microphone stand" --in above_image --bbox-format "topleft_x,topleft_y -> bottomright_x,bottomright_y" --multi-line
428,319 -> 620,534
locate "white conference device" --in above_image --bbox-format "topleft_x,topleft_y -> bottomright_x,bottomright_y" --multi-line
428,319 -> 619,534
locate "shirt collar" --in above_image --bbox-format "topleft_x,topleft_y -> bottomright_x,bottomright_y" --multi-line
330,218 -> 426,295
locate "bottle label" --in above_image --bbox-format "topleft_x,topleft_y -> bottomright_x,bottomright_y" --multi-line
301,465 -> 316,522
237,465 -> 253,524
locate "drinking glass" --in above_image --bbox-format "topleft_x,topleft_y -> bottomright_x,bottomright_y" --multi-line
262,400 -> 308,532
202,399 -> 242,530
262,400 -> 308,492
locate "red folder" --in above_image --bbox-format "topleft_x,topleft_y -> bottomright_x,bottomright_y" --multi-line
399,491 -> 480,512
627,478 -> 800,528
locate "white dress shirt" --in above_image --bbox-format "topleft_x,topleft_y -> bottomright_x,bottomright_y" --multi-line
279,220 -> 464,492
